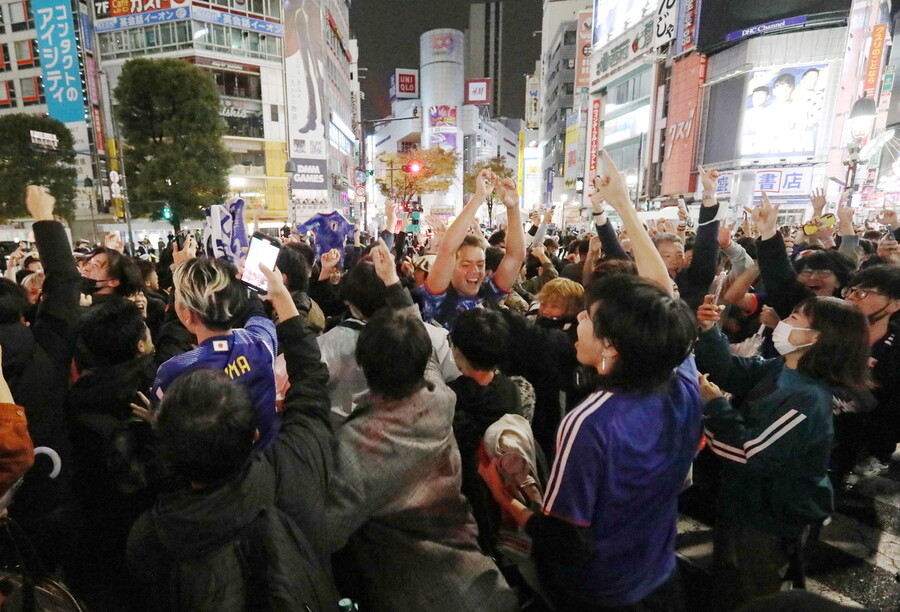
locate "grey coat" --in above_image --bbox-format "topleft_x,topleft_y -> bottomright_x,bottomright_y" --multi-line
326,287 -> 518,612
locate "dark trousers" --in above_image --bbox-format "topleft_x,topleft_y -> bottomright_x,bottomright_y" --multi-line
549,569 -> 685,612
712,519 -> 807,612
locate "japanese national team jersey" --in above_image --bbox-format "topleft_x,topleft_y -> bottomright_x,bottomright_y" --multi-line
151,316 -> 281,450
542,356 -> 703,606
418,276 -> 509,331
296,211 -> 355,261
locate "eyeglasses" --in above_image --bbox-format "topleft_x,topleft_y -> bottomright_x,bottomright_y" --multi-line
842,286 -> 889,300
797,269 -> 835,279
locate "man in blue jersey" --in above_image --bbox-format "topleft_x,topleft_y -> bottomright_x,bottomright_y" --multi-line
151,257 -> 282,449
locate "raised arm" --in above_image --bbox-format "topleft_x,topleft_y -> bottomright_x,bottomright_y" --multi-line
592,150 -> 672,295
493,178 -> 527,292
426,169 -> 493,294
754,193 -> 812,318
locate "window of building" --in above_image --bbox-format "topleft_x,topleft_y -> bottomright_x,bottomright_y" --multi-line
213,69 -> 261,100
0,44 -> 9,71
19,75 -> 42,105
0,80 -> 14,107
566,58 -> 575,69
563,29 -> 576,45
564,82 -> 574,95
9,0 -> 32,31
0,4 -> 6,34
14,39 -> 36,67
270,103 -> 278,122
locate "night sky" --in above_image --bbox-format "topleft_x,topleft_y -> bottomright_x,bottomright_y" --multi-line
349,0 -> 542,121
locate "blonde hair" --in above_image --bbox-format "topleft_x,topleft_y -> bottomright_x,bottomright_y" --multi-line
537,278 -> 585,315
173,257 -> 244,330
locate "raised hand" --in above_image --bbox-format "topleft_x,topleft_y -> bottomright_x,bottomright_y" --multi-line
592,150 -> 631,212
697,165 -> 719,195
697,294 -> 724,332
172,234 -> 196,267
105,232 -> 126,253
809,188 -> 827,218
321,248 -> 341,271
371,238 -> 399,286
699,373 -> 725,403
474,169 -> 494,199
543,206 -> 556,225
718,220 -> 737,248
751,192 -> 780,240
25,185 -> 55,221
876,207 -> 898,228
498,178 -> 519,209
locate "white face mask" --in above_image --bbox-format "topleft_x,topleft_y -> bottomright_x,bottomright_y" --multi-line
772,320 -> 815,356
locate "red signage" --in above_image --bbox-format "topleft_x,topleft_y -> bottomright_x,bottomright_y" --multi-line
661,53 -> 706,195
864,24 -> 888,98
585,98 -> 602,203
92,107 -> 106,154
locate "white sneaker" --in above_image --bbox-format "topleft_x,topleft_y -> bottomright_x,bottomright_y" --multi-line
852,456 -> 890,478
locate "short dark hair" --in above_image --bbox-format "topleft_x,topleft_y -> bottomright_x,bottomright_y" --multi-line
157,369 -> 256,483
793,250 -> 855,291
774,73 -> 795,88
341,259 -> 388,319
485,246 -> 504,272
450,309 -> 509,371
585,275 -> 697,391
0,279 -> 28,324
850,264 -> 900,300
752,86 -> 770,96
293,242 -> 316,268
577,239 -> 590,257
488,229 -> 506,246
459,235 -> 486,251
795,297 -> 871,391
89,247 -> 143,297
652,232 -> 683,248
276,244 -> 311,293
135,258 -> 157,283
78,299 -> 146,366
356,309 -> 429,400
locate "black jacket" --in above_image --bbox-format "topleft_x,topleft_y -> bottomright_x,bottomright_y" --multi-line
2,221 -> 80,562
126,314 -> 338,609
66,354 -> 157,609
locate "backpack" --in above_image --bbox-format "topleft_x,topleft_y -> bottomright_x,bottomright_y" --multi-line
166,506 -> 338,612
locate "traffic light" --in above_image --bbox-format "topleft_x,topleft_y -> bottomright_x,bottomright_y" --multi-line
162,204 -> 172,220
402,161 -> 423,174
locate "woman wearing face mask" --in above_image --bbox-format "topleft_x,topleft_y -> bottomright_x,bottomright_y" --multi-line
695,294 -> 871,610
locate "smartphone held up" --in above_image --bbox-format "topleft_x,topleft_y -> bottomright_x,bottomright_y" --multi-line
240,233 -> 281,293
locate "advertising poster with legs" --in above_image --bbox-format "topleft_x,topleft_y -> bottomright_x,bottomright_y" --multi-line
284,0 -> 328,193
740,63 -> 828,160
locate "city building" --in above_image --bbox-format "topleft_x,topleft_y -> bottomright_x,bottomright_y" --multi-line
0,0 -> 114,240
465,1 -> 503,117
367,28 -> 521,222
537,0 -> 589,214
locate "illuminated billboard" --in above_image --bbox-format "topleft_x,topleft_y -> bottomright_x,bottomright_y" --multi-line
739,63 -> 828,160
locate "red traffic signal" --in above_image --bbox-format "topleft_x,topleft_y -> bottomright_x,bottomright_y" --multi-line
402,161 -> 423,174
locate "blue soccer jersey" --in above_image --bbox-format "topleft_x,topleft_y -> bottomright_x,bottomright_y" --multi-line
151,316 -> 281,450
542,357 -> 703,605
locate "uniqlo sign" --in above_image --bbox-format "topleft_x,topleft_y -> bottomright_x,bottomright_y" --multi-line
390,69 -> 419,100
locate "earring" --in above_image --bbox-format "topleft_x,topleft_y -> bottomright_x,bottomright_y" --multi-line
601,356 -> 607,372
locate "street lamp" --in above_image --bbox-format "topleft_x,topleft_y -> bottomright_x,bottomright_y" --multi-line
844,96 -> 878,206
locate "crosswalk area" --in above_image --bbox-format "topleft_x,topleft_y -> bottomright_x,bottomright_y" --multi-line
677,453 -> 900,611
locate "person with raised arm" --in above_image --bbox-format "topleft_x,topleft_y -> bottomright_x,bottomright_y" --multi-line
420,170 -> 526,330
479,151 -> 702,611
0,186 -> 80,571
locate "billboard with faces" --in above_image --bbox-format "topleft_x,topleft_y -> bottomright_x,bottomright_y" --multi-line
739,63 -> 828,160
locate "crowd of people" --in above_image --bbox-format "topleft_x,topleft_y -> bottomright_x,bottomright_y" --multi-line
0,151 -> 898,610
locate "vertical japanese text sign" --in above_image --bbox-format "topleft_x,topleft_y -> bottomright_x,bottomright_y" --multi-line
36,0 -> 86,123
